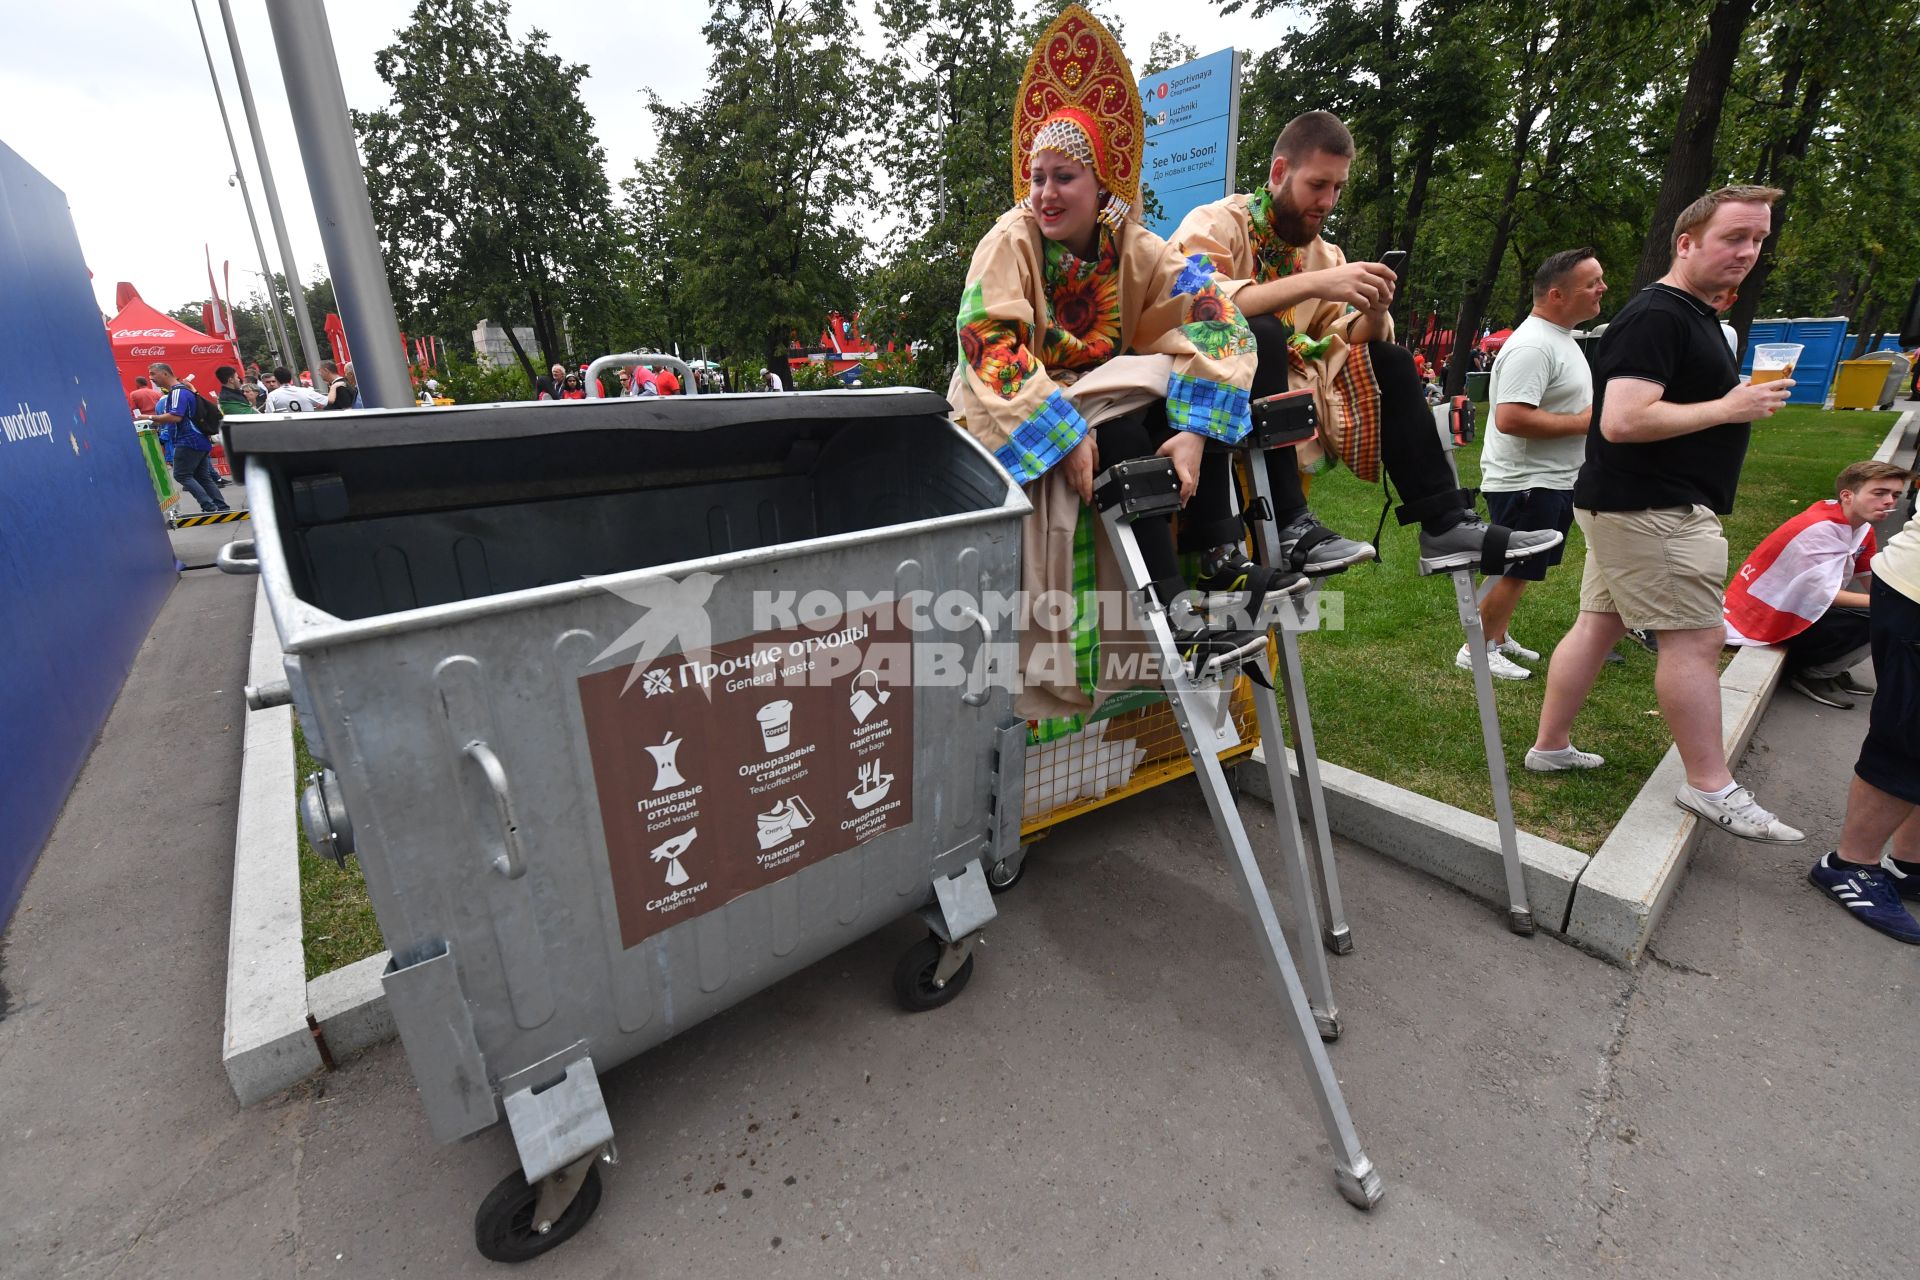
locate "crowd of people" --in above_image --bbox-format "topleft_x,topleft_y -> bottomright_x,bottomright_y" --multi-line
945,9 -> 1919,945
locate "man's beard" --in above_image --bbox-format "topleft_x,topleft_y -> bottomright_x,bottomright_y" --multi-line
1269,178 -> 1320,246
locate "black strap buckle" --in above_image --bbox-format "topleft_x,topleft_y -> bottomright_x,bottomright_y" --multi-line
1093,457 -> 1182,520
1250,388 -> 1318,449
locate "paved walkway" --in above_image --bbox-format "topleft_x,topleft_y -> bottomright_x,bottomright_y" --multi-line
1,540 -> 1915,1278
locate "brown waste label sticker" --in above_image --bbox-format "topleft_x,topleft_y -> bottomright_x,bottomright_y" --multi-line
577,603 -> 914,950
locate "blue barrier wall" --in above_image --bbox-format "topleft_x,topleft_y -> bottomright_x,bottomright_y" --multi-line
0,140 -> 174,929
1739,316 -> 1848,405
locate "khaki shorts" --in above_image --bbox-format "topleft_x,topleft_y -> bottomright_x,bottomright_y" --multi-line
1575,505 -> 1728,632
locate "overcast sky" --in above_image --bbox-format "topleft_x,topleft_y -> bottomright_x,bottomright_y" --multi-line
1,1 -> 1283,323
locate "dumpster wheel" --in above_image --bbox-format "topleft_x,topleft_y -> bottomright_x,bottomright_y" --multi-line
986,853 -> 1026,895
893,934 -> 975,1012
474,1160 -> 603,1263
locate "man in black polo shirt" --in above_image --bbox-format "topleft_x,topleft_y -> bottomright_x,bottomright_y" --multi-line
1528,184 -> 1805,843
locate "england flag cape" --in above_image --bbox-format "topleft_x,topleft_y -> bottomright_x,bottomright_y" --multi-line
1723,500 -> 1875,646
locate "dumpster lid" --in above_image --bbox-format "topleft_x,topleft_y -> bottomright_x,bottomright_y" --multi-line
227,388 -> 954,455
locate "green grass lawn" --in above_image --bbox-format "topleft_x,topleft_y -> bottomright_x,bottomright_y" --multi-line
294,722 -> 385,979
1289,404 -> 1898,852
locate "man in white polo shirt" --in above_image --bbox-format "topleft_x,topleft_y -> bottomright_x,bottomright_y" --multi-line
1464,247 -> 1606,681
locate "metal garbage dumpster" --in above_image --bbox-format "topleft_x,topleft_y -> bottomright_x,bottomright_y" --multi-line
226,389 -> 1027,1261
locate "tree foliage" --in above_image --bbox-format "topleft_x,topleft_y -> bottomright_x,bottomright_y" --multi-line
642,0 -> 869,387
354,0 -> 622,388
312,0 -> 1918,401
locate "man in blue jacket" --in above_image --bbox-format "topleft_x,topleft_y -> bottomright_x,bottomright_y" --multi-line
148,362 -> 230,514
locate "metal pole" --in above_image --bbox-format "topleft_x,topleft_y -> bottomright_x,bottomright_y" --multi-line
190,0 -> 289,369
217,0 -> 325,381
263,0 -> 411,408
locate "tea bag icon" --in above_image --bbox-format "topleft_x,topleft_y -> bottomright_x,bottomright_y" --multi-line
650,829 -> 696,886
646,731 -> 686,791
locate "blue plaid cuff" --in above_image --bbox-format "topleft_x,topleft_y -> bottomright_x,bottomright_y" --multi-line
1165,372 -> 1251,444
994,391 -> 1090,484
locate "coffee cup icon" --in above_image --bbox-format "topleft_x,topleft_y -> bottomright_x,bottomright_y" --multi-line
755,699 -> 793,752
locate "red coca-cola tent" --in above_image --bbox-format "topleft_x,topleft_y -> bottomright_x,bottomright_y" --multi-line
106,282 -> 240,402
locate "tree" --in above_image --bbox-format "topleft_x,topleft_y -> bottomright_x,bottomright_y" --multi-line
1142,33 -> 1200,75
646,0 -> 869,388
861,0 -> 1027,389
1627,0 -> 1762,291
355,0 -> 624,389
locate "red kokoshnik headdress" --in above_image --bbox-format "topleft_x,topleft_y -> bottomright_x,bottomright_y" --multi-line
1012,5 -> 1145,230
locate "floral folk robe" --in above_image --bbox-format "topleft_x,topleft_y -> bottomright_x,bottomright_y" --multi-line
948,207 -> 1259,719
1172,191 -> 1395,481
950,206 -> 1257,484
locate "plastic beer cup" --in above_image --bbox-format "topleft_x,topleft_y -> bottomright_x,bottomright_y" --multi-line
1750,343 -> 1802,385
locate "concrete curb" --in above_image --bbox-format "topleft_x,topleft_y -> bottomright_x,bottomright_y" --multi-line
1561,646 -> 1785,962
222,581 -> 323,1103
307,950 -> 394,1060
1237,751 -> 1589,931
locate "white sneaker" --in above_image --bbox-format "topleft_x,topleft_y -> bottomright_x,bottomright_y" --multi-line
1497,634 -> 1540,662
1456,642 -> 1531,680
1675,783 -> 1806,844
1525,745 -> 1606,771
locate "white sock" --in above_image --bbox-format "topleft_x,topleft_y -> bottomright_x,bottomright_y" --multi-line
1693,781 -> 1738,800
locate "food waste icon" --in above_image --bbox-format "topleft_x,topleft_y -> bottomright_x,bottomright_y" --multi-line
848,761 -> 893,810
755,796 -> 816,849
650,828 -> 697,886
645,731 -> 685,790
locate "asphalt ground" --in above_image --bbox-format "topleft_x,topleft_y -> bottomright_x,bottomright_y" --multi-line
0,474 -> 1915,1278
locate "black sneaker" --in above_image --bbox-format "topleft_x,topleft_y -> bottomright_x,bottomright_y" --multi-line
1834,671 -> 1876,696
1194,551 -> 1308,624
1808,854 -> 1920,943
1273,511 -> 1375,576
1177,626 -> 1268,684
1788,674 -> 1854,709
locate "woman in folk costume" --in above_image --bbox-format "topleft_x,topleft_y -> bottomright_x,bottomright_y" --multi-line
950,5 -> 1296,720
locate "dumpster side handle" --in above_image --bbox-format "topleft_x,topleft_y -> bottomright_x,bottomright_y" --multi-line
216,538 -> 261,575
958,607 -> 995,707
463,740 -> 528,879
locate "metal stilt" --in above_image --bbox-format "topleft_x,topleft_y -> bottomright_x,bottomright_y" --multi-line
1242,452 -> 1353,955
1445,568 -> 1535,935
1092,459 -> 1382,1207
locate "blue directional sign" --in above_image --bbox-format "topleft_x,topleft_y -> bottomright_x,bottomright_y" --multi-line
1140,48 -> 1242,239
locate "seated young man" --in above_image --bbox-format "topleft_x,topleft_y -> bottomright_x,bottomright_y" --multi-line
1173,111 -> 1562,577
948,7 -> 1296,718
1724,460 -> 1913,707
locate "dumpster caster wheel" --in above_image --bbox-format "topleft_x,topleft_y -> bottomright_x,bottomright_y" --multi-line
474,1162 -> 602,1263
986,855 -> 1025,895
893,935 -> 974,1012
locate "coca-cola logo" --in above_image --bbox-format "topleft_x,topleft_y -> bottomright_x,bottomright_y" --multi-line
113,328 -> 178,339
190,343 -> 225,354
130,345 -> 167,356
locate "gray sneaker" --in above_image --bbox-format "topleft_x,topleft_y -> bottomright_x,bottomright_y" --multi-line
1675,783 -> 1805,844
1274,511 -> 1376,576
1417,515 -> 1563,575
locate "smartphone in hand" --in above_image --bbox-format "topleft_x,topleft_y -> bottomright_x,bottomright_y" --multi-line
1380,249 -> 1408,280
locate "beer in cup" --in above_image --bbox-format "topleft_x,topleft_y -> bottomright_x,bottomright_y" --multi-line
1750,342 -> 1802,385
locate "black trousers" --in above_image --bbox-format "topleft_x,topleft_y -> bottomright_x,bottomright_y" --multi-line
1785,605 -> 1871,678
1093,403 -> 1238,583
1246,313 -> 1464,524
